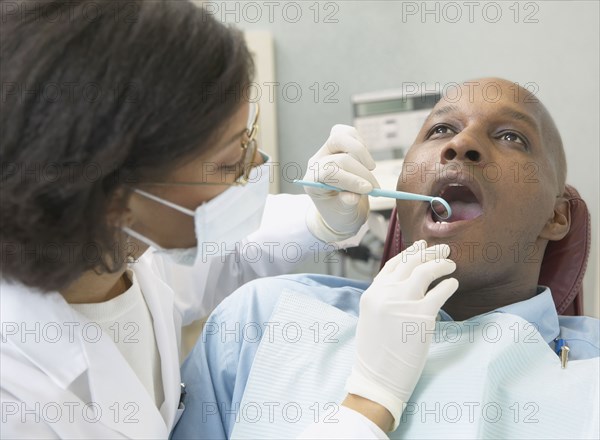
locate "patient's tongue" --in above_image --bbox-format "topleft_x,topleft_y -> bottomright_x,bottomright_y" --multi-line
448,201 -> 483,222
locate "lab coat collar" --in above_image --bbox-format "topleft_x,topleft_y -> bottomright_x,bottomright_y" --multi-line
81,320 -> 169,437
0,280 -> 88,389
439,287 -> 560,344
133,253 -> 182,428
1,278 -> 169,438
0,255 -> 179,437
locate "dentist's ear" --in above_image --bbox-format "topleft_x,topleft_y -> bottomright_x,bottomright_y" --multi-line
106,187 -> 135,228
540,197 -> 570,241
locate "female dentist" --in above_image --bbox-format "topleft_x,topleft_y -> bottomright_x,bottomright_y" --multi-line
1,1 -> 451,438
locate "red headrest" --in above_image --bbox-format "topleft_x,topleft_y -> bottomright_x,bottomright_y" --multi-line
380,184 -> 591,316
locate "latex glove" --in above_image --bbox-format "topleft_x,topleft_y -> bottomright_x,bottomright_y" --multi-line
345,240 -> 459,431
304,125 -> 379,242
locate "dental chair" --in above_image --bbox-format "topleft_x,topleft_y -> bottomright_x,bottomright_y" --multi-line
380,184 -> 591,315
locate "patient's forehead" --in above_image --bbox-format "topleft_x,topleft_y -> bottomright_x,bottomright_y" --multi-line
436,78 -> 542,117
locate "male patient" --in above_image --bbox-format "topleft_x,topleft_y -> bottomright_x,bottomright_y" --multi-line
172,78 -> 599,439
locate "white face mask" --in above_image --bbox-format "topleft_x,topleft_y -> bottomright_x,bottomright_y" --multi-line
123,157 -> 271,266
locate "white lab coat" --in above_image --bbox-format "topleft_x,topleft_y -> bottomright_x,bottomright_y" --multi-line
0,194 -> 370,439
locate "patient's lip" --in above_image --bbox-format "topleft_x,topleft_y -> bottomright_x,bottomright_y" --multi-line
424,210 -> 484,237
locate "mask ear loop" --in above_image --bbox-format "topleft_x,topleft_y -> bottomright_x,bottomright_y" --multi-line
122,226 -> 165,251
133,188 -> 195,217
120,188 -> 198,262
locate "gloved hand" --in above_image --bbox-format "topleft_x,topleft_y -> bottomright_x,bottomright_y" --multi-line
345,240 -> 459,431
303,125 -> 379,242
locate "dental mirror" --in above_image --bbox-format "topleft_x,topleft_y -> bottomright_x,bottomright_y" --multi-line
429,197 -> 451,220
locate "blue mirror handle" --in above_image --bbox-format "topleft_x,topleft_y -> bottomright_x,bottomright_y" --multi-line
293,180 -> 452,219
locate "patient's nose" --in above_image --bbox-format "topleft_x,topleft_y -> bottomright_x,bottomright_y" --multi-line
440,132 -> 483,165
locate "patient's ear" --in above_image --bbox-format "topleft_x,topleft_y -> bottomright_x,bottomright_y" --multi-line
539,197 -> 570,241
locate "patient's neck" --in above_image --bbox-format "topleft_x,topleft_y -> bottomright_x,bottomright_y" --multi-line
441,281 -> 539,321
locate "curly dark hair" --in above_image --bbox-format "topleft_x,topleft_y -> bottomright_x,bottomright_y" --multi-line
0,0 -> 254,292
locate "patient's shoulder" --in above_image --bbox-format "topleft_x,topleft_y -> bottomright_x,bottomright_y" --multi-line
213,274 -> 369,324
246,273 -> 369,290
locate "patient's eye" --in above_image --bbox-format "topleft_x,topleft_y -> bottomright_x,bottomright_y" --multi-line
498,131 -> 529,150
427,124 -> 456,140
501,132 -> 524,144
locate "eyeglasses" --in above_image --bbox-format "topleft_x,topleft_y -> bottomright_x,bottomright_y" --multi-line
237,101 -> 260,184
139,102 -> 260,187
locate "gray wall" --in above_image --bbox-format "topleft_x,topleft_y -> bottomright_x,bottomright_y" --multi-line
201,1 -> 599,316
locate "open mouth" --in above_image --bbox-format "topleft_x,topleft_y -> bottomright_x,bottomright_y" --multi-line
432,183 -> 484,223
